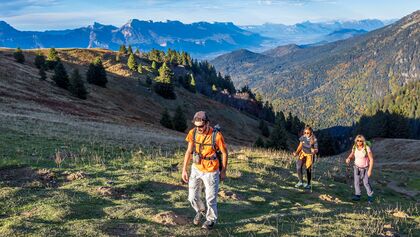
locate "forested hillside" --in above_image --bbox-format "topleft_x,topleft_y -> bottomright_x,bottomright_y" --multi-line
355,80 -> 420,139
212,10 -> 420,128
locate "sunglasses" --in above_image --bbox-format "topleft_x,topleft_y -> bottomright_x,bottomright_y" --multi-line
196,125 -> 205,128
357,140 -> 363,142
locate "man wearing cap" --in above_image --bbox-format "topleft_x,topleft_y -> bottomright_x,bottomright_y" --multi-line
182,111 -> 228,230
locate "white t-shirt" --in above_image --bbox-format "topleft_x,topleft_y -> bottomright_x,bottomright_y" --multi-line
354,146 -> 371,168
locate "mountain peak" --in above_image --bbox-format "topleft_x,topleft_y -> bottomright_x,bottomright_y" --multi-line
0,20 -> 17,31
93,22 -> 105,27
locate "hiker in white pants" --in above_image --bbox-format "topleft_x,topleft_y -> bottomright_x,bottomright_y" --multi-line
182,111 -> 228,230
188,165 -> 219,224
346,134 -> 374,203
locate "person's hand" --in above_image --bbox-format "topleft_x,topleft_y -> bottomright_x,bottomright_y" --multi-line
345,158 -> 350,165
292,152 -> 297,157
220,170 -> 227,181
368,170 -> 372,177
182,170 -> 189,183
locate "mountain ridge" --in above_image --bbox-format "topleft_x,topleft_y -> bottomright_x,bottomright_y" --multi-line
211,10 -> 420,128
0,20 -> 265,58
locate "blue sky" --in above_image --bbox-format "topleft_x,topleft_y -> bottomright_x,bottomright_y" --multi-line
1,0 -> 418,30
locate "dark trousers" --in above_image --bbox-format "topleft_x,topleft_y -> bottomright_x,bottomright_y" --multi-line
297,156 -> 312,185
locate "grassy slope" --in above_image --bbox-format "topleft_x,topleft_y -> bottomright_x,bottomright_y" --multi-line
0,125 -> 418,236
0,48 -> 261,147
0,49 -> 419,236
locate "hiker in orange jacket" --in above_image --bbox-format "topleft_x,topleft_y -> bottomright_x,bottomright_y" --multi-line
181,111 -> 228,230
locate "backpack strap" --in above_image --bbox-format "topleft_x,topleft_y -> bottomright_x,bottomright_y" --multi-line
193,128 -> 197,145
212,127 -> 220,151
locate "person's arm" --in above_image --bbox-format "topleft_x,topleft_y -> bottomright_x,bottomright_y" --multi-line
312,140 -> 319,154
219,145 -> 228,181
182,142 -> 194,183
345,150 -> 355,164
367,150 -> 374,177
293,142 -> 303,156
215,133 -> 228,180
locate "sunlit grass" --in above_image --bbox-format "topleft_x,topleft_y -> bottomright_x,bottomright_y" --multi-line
0,125 -> 419,236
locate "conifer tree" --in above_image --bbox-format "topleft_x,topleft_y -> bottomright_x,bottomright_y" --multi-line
151,61 -> 157,70
212,84 -> 217,93
119,45 -> 127,54
13,48 -> 25,63
153,62 -> 175,99
127,53 -> 137,71
69,69 -> 87,99
259,120 -> 270,137
86,57 -> 107,87
254,137 -> 265,148
52,61 -> 69,89
137,63 -> 143,74
267,118 -> 288,150
127,45 -> 133,54
189,74 -> 196,93
39,67 -> 47,80
34,52 -> 45,69
46,48 -> 59,70
172,105 -> 187,132
160,108 -> 173,129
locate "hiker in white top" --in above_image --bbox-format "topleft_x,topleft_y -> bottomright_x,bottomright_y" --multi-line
346,134 -> 374,203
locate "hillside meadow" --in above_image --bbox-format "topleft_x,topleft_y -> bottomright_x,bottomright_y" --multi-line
0,118 -> 418,236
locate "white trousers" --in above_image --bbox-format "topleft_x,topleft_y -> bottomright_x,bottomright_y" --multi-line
188,165 -> 220,222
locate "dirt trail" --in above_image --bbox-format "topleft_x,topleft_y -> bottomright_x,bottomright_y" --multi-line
387,181 -> 419,198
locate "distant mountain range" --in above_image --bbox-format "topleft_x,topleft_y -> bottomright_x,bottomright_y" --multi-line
241,19 -> 395,48
0,20 -> 264,58
211,11 -> 420,128
1,18 -> 394,58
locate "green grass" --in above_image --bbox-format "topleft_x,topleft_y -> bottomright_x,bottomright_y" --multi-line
0,128 -> 419,236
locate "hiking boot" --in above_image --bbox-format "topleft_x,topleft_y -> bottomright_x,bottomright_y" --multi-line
202,220 -> 215,230
304,184 -> 311,190
367,196 -> 374,204
193,211 -> 205,226
352,195 -> 361,201
295,181 -> 304,188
